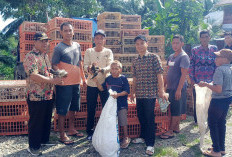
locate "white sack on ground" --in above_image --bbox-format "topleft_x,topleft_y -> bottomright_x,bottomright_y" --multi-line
195,85 -> 212,149
92,89 -> 120,157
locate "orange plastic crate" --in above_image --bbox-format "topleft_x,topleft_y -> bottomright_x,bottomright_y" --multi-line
77,100 -> 102,116
79,42 -> 92,53
119,120 -> 140,139
53,114 -> 100,131
0,80 -> 26,102
0,118 -> 29,135
19,21 -> 47,34
147,44 -> 165,54
48,17 -> 92,31
49,40 -> 60,53
146,35 -> 165,45
48,29 -> 92,42
20,42 -> 34,53
122,37 -> 135,45
0,101 -> 28,120
20,32 -> 36,42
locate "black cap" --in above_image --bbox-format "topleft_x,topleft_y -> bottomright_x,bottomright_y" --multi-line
94,29 -> 106,37
33,32 -> 51,41
134,35 -> 147,42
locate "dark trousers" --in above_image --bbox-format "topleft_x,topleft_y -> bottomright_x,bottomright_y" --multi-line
27,98 -> 54,150
136,98 -> 156,147
208,97 -> 231,152
86,86 -> 108,136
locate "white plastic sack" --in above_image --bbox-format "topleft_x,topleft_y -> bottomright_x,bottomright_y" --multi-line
92,89 -> 120,157
195,85 -> 212,149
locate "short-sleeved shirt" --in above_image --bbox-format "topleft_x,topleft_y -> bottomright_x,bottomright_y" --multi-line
132,52 -> 164,98
212,64 -> 232,99
167,51 -> 190,90
52,42 -> 82,85
102,75 -> 130,111
23,51 -> 53,101
189,45 -> 218,83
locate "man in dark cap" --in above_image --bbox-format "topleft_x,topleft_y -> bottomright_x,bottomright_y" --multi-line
84,29 -> 113,140
130,35 -> 168,156
23,32 -> 63,156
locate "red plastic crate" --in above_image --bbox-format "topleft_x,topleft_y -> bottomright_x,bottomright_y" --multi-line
105,45 -> 122,54
47,17 -> 92,31
121,15 -> 141,23
79,42 -> 92,53
49,40 -> 60,53
20,42 -> 34,53
114,54 -> 137,64
0,80 -> 26,102
53,114 -> 100,131
119,120 -> 140,139
77,100 -> 102,116
122,37 -> 135,45
147,44 -> 165,54
0,118 -> 29,135
20,32 -> 36,43
48,29 -> 92,42
181,114 -> 187,121
19,21 -> 47,34
121,23 -> 141,30
0,101 -> 28,120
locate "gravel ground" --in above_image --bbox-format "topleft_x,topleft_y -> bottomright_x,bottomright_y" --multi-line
0,109 -> 232,157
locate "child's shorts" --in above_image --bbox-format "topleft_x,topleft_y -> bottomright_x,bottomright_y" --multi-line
118,108 -> 128,126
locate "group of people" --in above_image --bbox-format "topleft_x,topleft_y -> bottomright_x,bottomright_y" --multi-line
23,21 -> 232,157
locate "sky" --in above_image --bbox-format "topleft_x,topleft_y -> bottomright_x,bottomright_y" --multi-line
0,15 -> 15,31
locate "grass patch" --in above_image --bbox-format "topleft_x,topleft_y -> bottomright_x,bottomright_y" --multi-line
154,147 -> 178,157
188,144 -> 204,157
177,134 -> 187,146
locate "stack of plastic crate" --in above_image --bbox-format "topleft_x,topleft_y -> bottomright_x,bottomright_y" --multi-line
120,29 -> 149,77
47,17 -> 93,59
0,80 -> 29,135
19,21 -> 47,61
97,12 -> 122,54
147,35 -> 165,60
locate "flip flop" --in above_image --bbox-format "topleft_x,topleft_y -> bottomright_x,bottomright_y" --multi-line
146,146 -> 154,156
160,133 -> 174,139
203,150 -> 222,157
120,138 -> 131,149
207,148 -> 226,155
59,139 -> 74,145
68,132 -> 84,137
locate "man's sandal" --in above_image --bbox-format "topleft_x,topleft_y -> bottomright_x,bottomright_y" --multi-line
146,146 -> 154,156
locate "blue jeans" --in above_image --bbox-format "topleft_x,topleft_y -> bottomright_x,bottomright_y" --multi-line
208,97 -> 232,152
136,98 -> 156,147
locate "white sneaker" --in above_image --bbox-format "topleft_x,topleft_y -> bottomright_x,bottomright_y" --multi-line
27,147 -> 42,156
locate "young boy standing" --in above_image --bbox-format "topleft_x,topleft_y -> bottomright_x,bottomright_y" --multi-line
94,60 -> 131,149
199,49 -> 232,157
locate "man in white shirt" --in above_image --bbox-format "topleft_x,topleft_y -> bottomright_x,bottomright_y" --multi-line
84,30 -> 114,140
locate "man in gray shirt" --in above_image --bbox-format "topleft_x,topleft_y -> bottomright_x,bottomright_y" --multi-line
160,35 -> 190,139
199,49 -> 232,157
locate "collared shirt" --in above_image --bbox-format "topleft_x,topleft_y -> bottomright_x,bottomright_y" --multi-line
132,51 -> 164,98
189,45 -> 218,83
84,47 -> 114,87
23,51 -> 53,101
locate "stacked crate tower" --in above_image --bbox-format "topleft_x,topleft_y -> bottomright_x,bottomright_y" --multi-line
0,80 -> 28,135
97,12 -> 170,137
19,21 -> 47,61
